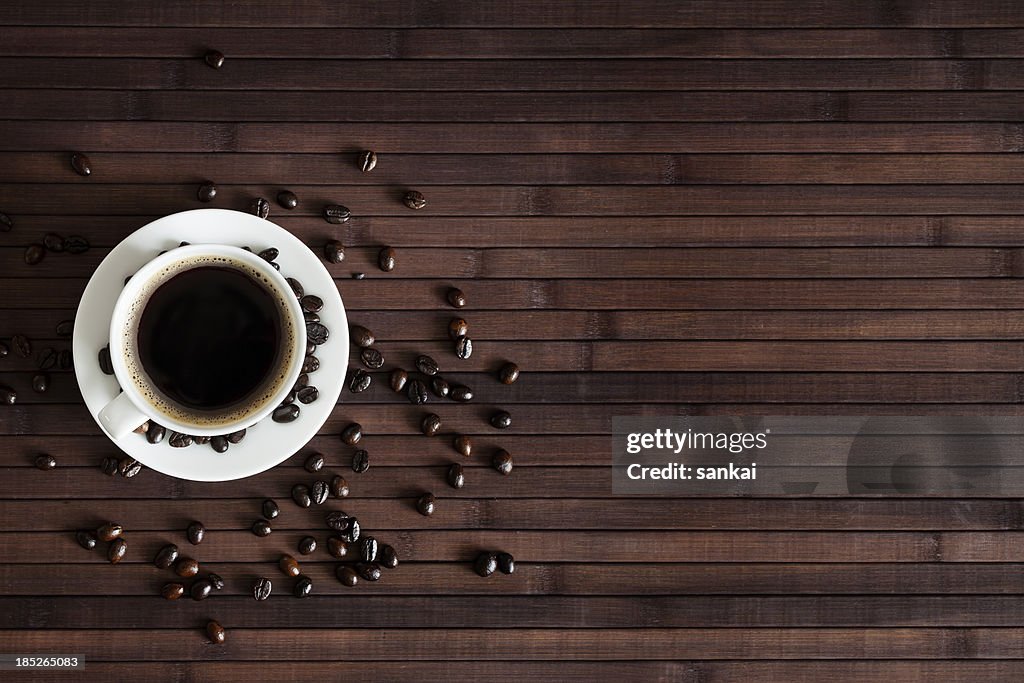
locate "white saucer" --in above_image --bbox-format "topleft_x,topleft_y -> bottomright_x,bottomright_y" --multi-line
73,209 -> 349,482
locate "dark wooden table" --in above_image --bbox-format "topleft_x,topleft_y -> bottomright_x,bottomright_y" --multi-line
4,2 -> 1024,680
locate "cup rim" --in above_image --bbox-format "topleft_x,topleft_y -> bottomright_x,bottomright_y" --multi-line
107,243 -> 308,436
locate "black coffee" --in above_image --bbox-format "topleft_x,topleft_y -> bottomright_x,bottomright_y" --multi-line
138,266 -> 281,409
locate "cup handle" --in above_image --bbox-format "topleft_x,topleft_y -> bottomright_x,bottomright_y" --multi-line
98,392 -> 149,440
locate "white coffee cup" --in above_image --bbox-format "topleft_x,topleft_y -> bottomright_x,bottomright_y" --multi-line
97,244 -> 307,440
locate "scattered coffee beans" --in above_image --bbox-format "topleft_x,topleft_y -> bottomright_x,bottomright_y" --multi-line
358,536 -> 379,562
63,235 -> 90,254
59,349 -> 72,369
416,355 -> 440,376
300,295 -> 323,313
252,577 -> 273,601
251,197 -> 270,219
492,449 -> 514,475
292,484 -> 312,508
204,50 -> 225,69
258,247 -> 279,262
323,240 -> 345,263
351,449 -> 370,474
147,423 -> 166,444
187,521 -> 205,545
228,429 -> 246,444
331,475 -> 350,498
323,205 -> 351,224
474,552 -> 498,577
169,432 -> 193,448
403,190 -> 427,210
293,575 -> 313,597
197,181 -> 217,202
327,536 -> 349,558
120,458 -> 142,478
252,519 -> 272,537
349,369 -> 372,393
12,334 -> 31,358
297,386 -> 319,406
96,523 -> 123,542
448,318 -> 469,340
0,212 -> 11,232
154,544 -> 179,569
162,583 -> 185,600
447,463 -> 465,489
407,380 -> 428,405
190,579 -> 213,601
37,347 -> 57,370
34,453 -> 56,470
273,404 -> 300,423
56,320 -> 74,337
453,435 -> 472,457
76,530 -> 98,550
491,411 -> 512,429
350,325 -> 375,347
378,246 -> 396,272
307,322 -> 329,345
311,480 -> 329,505
421,413 -> 441,436
450,384 -> 473,402
455,336 -> 473,359
279,554 -> 301,578
70,152 -> 92,176
298,536 -> 317,555
107,538 -> 127,563
336,565 -> 359,586
352,272 -> 365,280
277,190 -> 298,210
325,511 -> 354,532
498,362 -> 520,384
304,452 -> 325,473
360,347 -> 384,369
496,552 -> 515,574
24,244 -> 45,265
175,557 -> 199,578
416,493 -> 436,516
0,342 -> 8,358
98,346 -> 114,374
341,423 -> 363,445
0,385 -> 16,405
380,544 -> 399,569
447,288 -> 467,308
390,369 -> 409,392
431,376 -> 450,398
302,355 -> 320,373
208,573 -> 225,590
100,457 -> 118,476
358,150 -> 377,172
43,233 -> 64,252
355,562 -> 382,581
206,620 -> 226,644
262,499 -> 280,520
211,436 -> 229,453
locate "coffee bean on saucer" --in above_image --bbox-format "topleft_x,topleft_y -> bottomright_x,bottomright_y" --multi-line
252,519 -> 272,537
352,272 -> 365,280
430,377 -> 449,399
59,349 -> 72,370
204,50 -> 225,69
279,554 -> 301,578
273,404 -> 300,423
303,311 -> 320,325
360,347 -> 384,369
31,374 -> 49,393
350,325 -> 374,348
390,369 -> 408,393
407,379 -> 428,405
179,241 -> 191,248
197,181 -> 217,202
293,575 -> 313,597
277,190 -> 298,210
169,432 -> 193,448
341,423 -> 362,445
262,499 -> 280,520
498,362 -> 520,384
192,435 -> 211,445
285,278 -> 304,300
162,583 -> 185,600
96,523 -> 122,542
37,347 -> 57,370
496,552 -> 515,574
358,150 -> 377,172
450,384 -> 473,402
119,458 -> 142,478
348,369 -> 371,393
107,538 -> 127,564
70,152 -> 92,176
210,436 -> 229,453
380,544 -> 399,569
355,563 -> 381,582
0,386 -> 17,405
208,573 -> 225,591
187,521 -> 205,545
351,449 -> 369,474
447,463 -> 465,489
251,198 -> 270,219
336,565 -> 358,586
455,336 -> 473,360
98,346 -> 114,375
175,557 -> 199,577
403,190 -> 427,210
415,355 -> 439,376
300,295 -> 323,313
0,212 -> 11,232
474,552 -> 498,577
100,457 -> 118,476
311,480 -> 329,505
147,423 -> 166,444
12,334 -> 31,358
448,318 -> 468,340
76,530 -> 98,550
258,247 -> 279,262
377,247 -> 396,272
307,323 -> 329,345
206,620 -> 226,644
331,475 -> 349,498
228,428 -> 246,444
253,577 -> 273,601
24,244 -> 45,265
304,452 -> 325,473
154,544 -> 179,569
416,493 -> 436,516
357,536 -> 378,562
291,484 -> 312,508
190,579 -> 213,601
492,449 -> 514,475
327,536 -> 349,558
305,341 -> 316,356
56,320 -> 74,337
421,413 -> 441,436
491,410 -> 512,429
323,205 -> 350,224
453,435 -> 472,457
297,386 -> 319,404
323,240 -> 345,263
298,536 -> 317,555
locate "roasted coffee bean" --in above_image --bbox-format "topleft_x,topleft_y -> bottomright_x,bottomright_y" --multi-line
407,379 -> 428,405
474,552 -> 498,577
351,449 -> 370,474
0,212 -> 11,232
96,523 -> 123,542
300,294 -> 323,313
100,456 -> 118,476
208,573 -> 225,591
279,554 -> 301,578
421,413 -> 442,436
253,577 -> 273,601
43,233 -> 65,252
350,325 -> 375,347
197,181 -> 217,202
272,404 -> 300,423
280,390 -> 297,406
403,190 -> 427,210
190,579 -> 213,601
147,423 -> 166,444
304,452 -> 325,473
169,432 -> 193,448
0,342 -> 8,358
98,346 -> 114,374
325,510 -> 353,532
323,204 -> 351,224
296,386 -> 319,404
108,538 -> 127,564
430,376 -> 450,399
162,583 -> 185,600
323,239 -> 345,263
492,449 -> 514,475
327,536 -> 349,558
305,341 -> 316,356
135,421 -> 150,435
228,428 -> 246,444
76,530 -> 98,550
175,557 -> 199,577
330,475 -> 349,498
298,536 -> 317,555
498,362 -> 520,385
416,493 -> 436,516
291,484 -> 312,508
210,435 -> 229,453
496,552 -> 515,574
450,384 -> 473,402
455,336 -> 473,360
204,50 -> 225,68
187,521 -> 205,545
390,368 -> 408,392
293,575 -> 313,597
179,241 -> 190,248
252,519 -> 272,537
380,544 -> 399,569
37,347 -> 57,370
358,150 -> 377,172
447,463 -> 465,489
358,536 -> 379,563
59,349 -> 72,370
448,318 -> 469,340
251,197 -> 270,219
415,354 -> 439,376
206,620 -> 226,644
336,565 -> 359,586
447,287 -> 467,308
348,368 -> 371,393
303,311 -> 320,324
193,435 -> 211,446
262,499 -> 280,520
356,562 -> 382,581
258,247 -> 279,262
12,334 -> 31,358
55,319 -> 74,337
120,458 -> 142,478
377,246 -> 396,272
0,385 -> 16,405
280,280 -> 303,304
453,435 -> 472,457
70,151 -> 92,176
30,373 -> 48,394
307,322 -> 329,345
360,347 -> 384,369
311,480 -> 329,505
343,519 -> 361,543
352,272 -> 365,280
277,190 -> 298,210
490,410 -> 512,429
340,423 -> 362,445
154,544 -> 179,569
33,453 -> 55,470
